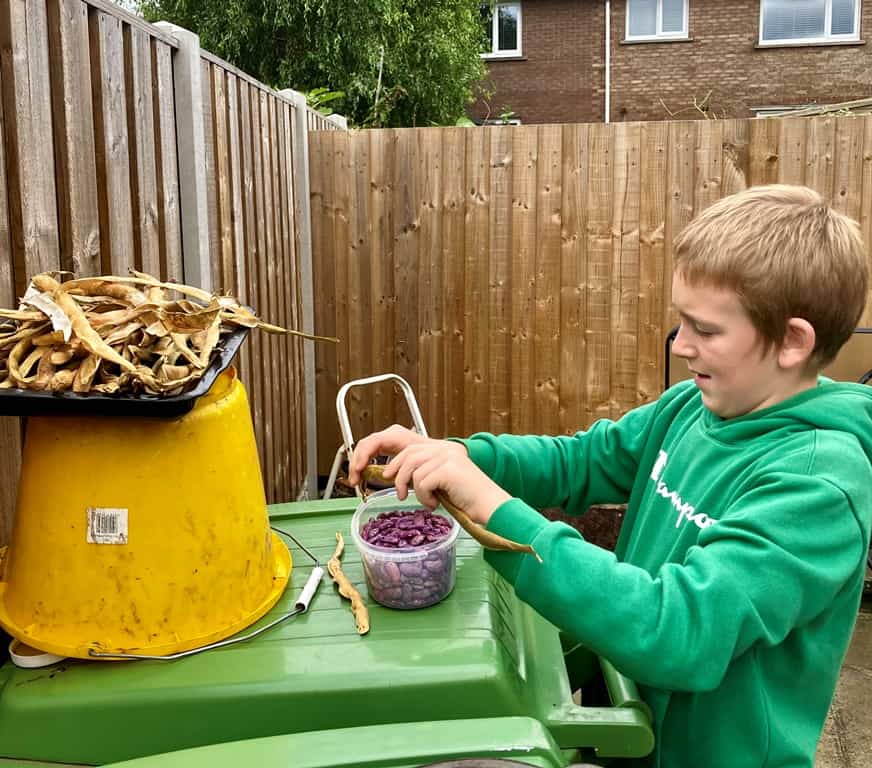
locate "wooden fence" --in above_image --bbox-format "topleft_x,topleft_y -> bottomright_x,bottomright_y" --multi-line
310,116 -> 872,474
0,0 -> 340,541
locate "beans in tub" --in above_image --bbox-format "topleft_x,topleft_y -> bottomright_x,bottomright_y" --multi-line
360,509 -> 455,608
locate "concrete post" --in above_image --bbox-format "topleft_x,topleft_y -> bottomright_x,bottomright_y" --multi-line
154,22 -> 211,292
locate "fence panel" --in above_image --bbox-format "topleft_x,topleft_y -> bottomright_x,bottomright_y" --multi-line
0,0 -> 187,540
197,51 -> 312,503
0,4 -> 324,542
311,115 -> 872,476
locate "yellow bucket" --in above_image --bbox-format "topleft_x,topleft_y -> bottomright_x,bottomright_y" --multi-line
0,368 -> 291,659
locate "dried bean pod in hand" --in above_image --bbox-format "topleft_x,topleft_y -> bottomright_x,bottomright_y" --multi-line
361,464 -> 543,563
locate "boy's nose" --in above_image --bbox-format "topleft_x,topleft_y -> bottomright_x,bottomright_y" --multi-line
671,325 -> 695,359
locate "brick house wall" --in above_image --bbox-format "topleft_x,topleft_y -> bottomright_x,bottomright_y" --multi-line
470,0 -> 872,124
469,0 -> 605,123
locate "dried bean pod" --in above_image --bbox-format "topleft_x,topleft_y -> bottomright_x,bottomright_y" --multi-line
362,464 -> 543,563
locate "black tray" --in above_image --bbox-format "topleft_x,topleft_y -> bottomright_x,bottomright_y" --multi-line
0,325 -> 250,419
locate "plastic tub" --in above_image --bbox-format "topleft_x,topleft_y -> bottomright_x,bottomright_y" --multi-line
351,488 -> 460,609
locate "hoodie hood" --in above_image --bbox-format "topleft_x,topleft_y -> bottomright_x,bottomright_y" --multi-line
691,378 -> 872,461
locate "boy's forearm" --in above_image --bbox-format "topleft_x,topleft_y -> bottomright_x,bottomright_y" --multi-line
452,404 -> 656,512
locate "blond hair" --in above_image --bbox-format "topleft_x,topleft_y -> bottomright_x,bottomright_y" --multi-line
673,184 -> 868,368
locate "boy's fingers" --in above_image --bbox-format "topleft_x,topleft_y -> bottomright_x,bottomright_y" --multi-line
347,425 -> 426,481
409,456 -> 447,510
388,453 -> 415,500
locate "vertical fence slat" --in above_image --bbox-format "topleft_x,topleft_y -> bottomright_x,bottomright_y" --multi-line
212,65 -> 234,294
254,89 -> 277,498
695,120 -> 723,214
488,126 -> 512,435
418,128 -> 443,437
90,9 -> 134,274
332,129 -> 352,445
201,60 -> 220,286
393,129 -> 418,421
368,129 -> 396,432
238,80 -> 264,474
585,122 -> 612,426
611,121 -> 641,418
279,101 -> 303,494
534,125 -> 562,433
348,130 -> 373,439
721,118 -> 749,199
638,120 -> 668,403
0,0 -> 61,291
860,116 -> 872,326
663,121 -> 696,332
274,99 -> 292,495
249,86 -> 269,490
778,117 -> 807,186
48,0 -> 100,277
239,82 -> 266,475
748,117 -> 780,186
559,123 -> 588,434
805,116 -> 835,198
0,59 -> 20,542
228,74 -> 253,420
126,26 -> 160,275
266,95 -> 288,500
831,115 -> 864,221
510,126 -> 537,434
442,127 -> 466,437
273,96 -> 292,500
463,128 -> 489,435
312,131 -> 338,472
225,74 -> 244,297
151,39 -> 181,281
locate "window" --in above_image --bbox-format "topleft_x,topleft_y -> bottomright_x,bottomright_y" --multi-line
759,0 -> 861,45
626,0 -> 688,41
481,2 -> 522,58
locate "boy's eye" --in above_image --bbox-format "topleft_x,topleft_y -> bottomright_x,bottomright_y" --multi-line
695,327 -> 715,337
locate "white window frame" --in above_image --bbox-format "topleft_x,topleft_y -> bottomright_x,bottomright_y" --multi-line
625,0 -> 689,42
758,0 -> 861,46
481,1 -> 523,59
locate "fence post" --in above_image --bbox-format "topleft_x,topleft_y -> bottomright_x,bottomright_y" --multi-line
154,22 -> 211,292
280,89 -> 318,500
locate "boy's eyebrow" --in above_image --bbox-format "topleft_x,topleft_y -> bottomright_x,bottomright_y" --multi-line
674,309 -> 723,330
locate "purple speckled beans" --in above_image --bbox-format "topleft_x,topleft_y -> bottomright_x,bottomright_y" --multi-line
361,509 -> 453,549
358,509 -> 457,609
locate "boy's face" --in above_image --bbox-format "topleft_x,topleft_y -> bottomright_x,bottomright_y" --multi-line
671,272 -> 790,419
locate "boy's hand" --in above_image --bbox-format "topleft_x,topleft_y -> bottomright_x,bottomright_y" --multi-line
347,425 -> 510,525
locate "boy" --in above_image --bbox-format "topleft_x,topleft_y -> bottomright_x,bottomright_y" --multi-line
348,185 -> 872,768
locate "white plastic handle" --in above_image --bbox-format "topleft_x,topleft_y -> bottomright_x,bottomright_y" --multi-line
335,374 -> 428,454
294,566 -> 324,612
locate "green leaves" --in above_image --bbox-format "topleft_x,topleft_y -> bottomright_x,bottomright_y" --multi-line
139,0 -> 487,127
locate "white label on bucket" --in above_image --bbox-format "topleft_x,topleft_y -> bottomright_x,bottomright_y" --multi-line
86,508 -> 128,544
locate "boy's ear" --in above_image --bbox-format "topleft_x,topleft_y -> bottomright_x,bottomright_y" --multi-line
778,317 -> 816,370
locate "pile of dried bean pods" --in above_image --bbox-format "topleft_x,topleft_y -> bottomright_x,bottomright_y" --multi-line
0,271 -> 335,396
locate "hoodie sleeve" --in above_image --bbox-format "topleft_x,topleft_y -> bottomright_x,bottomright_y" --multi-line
483,466 -> 866,692
454,395 -> 663,513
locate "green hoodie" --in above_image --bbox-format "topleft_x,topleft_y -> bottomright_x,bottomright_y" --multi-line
458,379 -> 872,768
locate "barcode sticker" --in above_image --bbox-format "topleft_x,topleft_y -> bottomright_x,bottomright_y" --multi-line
87,507 -> 128,544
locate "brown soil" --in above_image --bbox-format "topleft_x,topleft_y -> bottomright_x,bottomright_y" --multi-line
542,505 -> 627,551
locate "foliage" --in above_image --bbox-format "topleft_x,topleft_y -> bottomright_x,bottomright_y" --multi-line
498,105 -> 516,124
303,87 -> 345,117
139,0 -> 490,128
